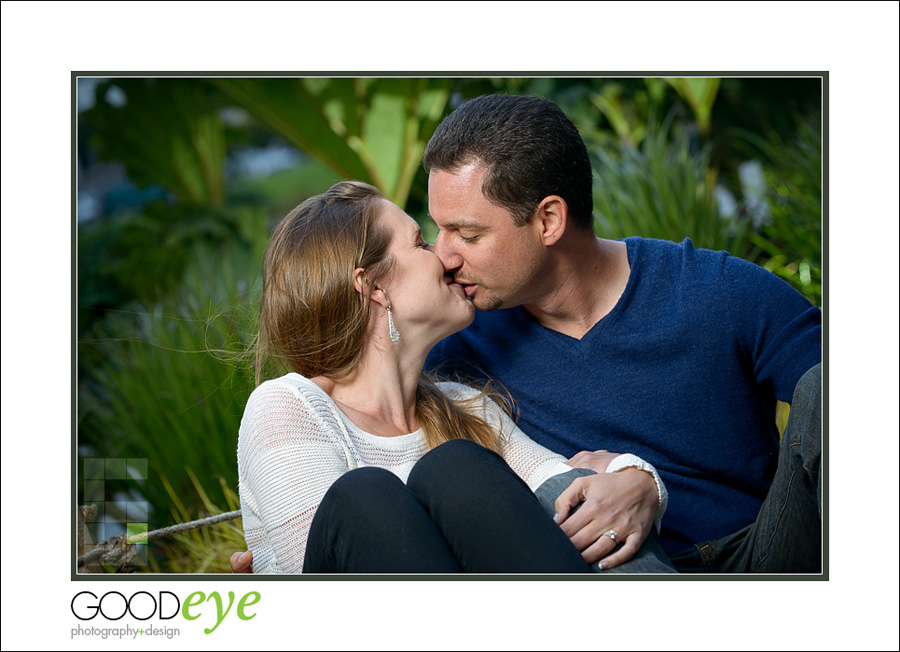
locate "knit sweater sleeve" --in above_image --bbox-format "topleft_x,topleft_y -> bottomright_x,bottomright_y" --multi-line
237,377 -> 354,574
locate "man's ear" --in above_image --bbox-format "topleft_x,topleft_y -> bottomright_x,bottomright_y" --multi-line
535,195 -> 568,246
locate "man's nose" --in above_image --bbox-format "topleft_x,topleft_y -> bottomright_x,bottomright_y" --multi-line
435,231 -> 462,272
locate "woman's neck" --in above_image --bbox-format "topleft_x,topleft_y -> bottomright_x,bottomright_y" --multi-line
319,331 -> 430,438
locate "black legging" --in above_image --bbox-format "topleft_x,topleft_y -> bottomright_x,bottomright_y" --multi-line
303,439 -> 593,573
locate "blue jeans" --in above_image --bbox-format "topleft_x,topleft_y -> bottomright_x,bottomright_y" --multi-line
534,468 -> 678,573
669,363 -> 822,573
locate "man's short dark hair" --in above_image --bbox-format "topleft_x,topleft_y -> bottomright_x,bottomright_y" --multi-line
423,94 -> 594,230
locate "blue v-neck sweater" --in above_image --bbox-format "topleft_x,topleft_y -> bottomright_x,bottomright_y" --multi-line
427,237 -> 822,555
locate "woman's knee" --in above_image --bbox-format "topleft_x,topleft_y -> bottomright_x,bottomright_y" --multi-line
306,467 -> 443,573
319,467 -> 405,519
407,439 -> 502,489
407,439 -> 528,515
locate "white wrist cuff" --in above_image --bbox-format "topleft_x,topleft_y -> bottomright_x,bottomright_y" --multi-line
606,453 -> 668,530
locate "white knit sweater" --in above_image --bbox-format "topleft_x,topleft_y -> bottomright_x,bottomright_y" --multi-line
237,373 -> 666,573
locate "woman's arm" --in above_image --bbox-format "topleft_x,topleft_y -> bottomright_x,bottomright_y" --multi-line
238,379 -> 351,573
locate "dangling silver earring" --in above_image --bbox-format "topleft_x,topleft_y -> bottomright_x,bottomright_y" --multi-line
387,305 -> 400,344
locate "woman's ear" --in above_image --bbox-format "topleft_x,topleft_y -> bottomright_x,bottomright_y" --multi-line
354,268 -> 389,309
369,286 -> 389,309
352,268 -> 368,296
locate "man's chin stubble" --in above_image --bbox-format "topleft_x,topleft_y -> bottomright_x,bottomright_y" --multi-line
473,295 -> 504,312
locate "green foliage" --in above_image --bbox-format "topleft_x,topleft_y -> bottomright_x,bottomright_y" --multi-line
663,77 -> 721,135
145,471 -> 246,573
734,114 -> 823,305
87,79 -> 227,205
591,120 -> 750,256
552,78 -> 720,149
589,83 -> 651,147
212,78 -> 453,208
78,203 -> 270,335
544,80 -> 662,151
228,158 -> 342,216
79,236 -> 262,531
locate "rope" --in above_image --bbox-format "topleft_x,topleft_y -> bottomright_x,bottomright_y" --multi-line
77,508 -> 242,570
128,509 -> 243,543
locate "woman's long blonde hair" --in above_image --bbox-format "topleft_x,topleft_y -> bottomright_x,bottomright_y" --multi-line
257,180 -> 505,453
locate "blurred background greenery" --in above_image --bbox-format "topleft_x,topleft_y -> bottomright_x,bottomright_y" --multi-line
77,76 -> 823,572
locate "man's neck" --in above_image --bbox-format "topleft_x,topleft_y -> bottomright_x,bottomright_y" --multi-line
522,236 -> 630,340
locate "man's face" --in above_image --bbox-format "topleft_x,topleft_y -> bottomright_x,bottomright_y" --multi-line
428,162 -> 545,312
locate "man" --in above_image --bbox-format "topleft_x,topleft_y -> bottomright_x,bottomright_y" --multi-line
421,94 -> 821,573
233,93 -> 821,574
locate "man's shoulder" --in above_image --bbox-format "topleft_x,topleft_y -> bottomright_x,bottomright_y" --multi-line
623,237 -> 737,303
627,236 -> 729,269
632,236 -> 812,303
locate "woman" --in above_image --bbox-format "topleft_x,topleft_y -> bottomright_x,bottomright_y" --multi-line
237,180 -> 670,573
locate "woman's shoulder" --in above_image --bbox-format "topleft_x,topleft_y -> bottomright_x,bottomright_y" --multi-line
242,372 -> 344,433
255,371 -> 312,390
433,380 -> 508,421
249,372 -> 329,404
433,380 -> 483,401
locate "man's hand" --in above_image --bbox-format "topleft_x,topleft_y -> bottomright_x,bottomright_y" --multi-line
229,550 -> 253,574
566,449 -> 620,474
554,468 -> 657,569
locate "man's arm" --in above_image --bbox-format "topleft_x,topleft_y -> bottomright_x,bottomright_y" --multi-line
724,254 -> 821,401
555,462 -> 660,569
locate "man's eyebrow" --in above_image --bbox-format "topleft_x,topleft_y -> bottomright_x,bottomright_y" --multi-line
428,217 -> 487,230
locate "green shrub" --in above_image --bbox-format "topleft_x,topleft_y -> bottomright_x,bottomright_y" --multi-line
590,119 -> 751,257
737,114 -> 822,306
145,470 -> 246,573
79,236 -> 261,549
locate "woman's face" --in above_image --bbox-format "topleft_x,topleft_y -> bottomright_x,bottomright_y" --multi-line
375,199 -> 475,346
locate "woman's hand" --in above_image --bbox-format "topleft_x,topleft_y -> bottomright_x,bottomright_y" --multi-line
553,468 -> 658,570
565,449 -> 621,474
